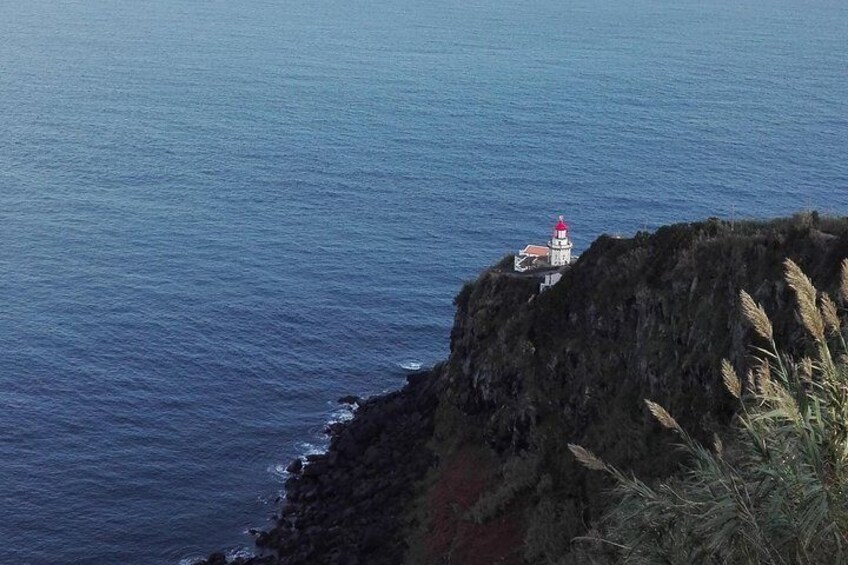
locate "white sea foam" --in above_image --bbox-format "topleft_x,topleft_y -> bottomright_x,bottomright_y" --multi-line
330,405 -> 356,424
400,360 -> 422,371
267,400 -> 356,483
297,441 -> 327,456
268,463 -> 290,480
226,547 -> 254,561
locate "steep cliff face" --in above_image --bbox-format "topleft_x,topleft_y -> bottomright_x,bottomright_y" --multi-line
411,214 -> 848,563
203,214 -> 848,565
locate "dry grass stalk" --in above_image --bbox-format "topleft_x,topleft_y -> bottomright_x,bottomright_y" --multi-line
821,294 -> 840,334
841,258 -> 848,303
800,357 -> 814,383
644,400 -> 681,432
739,290 -> 774,341
568,444 -> 606,471
756,360 -> 772,395
713,433 -> 723,457
785,259 -> 825,342
721,359 -> 742,399
785,259 -> 817,305
800,306 -> 825,342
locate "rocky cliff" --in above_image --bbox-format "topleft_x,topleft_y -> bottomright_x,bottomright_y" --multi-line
203,213 -> 848,565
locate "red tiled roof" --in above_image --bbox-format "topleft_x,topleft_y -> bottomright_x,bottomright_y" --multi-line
520,245 -> 549,257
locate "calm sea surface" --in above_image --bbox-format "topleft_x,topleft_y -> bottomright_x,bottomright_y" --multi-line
1,0 -> 846,562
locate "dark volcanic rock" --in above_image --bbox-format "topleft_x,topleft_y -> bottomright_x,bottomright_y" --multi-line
285,458 -> 302,474
430,214 -> 848,563
338,394 -> 361,406
250,365 -> 442,564
205,553 -> 226,565
196,552 -> 275,565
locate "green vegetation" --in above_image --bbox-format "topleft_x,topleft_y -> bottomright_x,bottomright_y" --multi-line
570,258 -> 848,564
402,215 -> 848,564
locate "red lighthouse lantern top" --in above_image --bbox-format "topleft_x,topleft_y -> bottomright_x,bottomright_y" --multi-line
554,215 -> 568,234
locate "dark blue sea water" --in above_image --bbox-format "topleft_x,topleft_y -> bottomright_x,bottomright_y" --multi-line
1,0 -> 846,562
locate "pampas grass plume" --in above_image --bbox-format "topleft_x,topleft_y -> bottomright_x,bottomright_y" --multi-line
644,400 -> 681,432
721,359 -> 742,399
756,360 -> 773,395
785,259 -> 825,342
739,290 -> 773,341
800,357 -> 814,383
568,444 -> 606,471
821,294 -> 840,334
840,258 -> 848,303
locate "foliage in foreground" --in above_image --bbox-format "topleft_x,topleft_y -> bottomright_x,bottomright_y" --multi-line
569,258 -> 848,564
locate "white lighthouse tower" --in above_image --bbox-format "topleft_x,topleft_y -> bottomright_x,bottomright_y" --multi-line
548,215 -> 573,267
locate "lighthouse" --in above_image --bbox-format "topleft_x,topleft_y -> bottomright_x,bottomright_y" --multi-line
548,216 -> 573,267
514,215 -> 577,274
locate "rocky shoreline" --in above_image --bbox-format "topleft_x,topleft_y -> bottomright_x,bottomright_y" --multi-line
200,369 -> 442,565
201,215 -> 848,564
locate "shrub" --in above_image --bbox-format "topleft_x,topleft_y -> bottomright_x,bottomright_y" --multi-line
569,258 -> 848,564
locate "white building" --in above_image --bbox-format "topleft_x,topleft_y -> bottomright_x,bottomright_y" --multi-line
548,216 -> 573,266
513,244 -> 550,272
540,272 -> 562,292
514,215 -> 575,273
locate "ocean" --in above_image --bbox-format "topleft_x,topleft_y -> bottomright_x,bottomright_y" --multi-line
1,0 -> 846,562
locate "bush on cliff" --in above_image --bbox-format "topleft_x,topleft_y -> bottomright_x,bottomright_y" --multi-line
570,258 -> 848,564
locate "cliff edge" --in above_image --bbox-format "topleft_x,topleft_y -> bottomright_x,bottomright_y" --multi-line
203,213 -> 848,565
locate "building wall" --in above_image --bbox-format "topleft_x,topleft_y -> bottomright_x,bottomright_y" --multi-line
549,239 -> 572,266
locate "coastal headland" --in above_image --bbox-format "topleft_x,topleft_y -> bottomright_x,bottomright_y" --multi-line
202,213 -> 848,564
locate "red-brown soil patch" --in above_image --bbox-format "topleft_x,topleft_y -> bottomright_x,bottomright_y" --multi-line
424,447 -> 524,564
